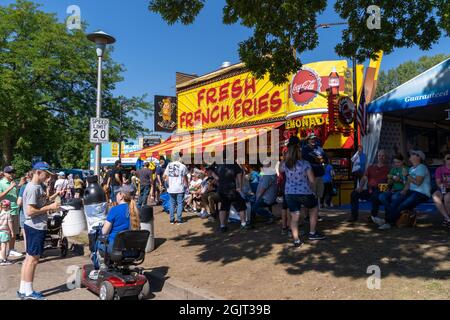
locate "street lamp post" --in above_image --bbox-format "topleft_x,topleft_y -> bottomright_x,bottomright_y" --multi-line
118,103 -> 124,161
87,31 -> 116,177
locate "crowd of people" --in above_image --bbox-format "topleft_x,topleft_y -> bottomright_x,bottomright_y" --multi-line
0,137 -> 448,299
91,135 -> 450,246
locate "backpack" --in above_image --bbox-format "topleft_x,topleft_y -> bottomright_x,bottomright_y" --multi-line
396,210 -> 417,228
160,192 -> 170,213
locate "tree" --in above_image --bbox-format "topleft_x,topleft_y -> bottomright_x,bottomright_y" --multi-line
375,54 -> 450,99
0,0 -> 153,171
149,0 -> 450,85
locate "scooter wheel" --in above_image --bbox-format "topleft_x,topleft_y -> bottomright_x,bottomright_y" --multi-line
138,281 -> 151,300
99,281 -> 115,300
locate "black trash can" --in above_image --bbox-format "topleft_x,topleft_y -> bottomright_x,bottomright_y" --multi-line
83,175 -> 106,205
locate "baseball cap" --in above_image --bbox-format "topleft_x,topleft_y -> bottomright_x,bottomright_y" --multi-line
32,161 -> 52,174
409,150 -> 426,161
58,171 -> 66,176
306,132 -> 318,140
261,159 -> 272,166
3,166 -> 15,174
1,199 -> 11,207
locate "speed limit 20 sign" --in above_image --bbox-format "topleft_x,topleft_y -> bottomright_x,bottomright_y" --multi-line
90,118 -> 109,143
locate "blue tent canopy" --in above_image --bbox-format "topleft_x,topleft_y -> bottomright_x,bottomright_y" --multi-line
368,58 -> 450,113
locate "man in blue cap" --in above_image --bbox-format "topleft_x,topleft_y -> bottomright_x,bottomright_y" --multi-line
17,162 -> 60,300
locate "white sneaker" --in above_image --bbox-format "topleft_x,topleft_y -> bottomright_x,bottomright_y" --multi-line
0,259 -> 13,266
378,223 -> 391,230
8,250 -> 23,257
371,216 -> 385,226
89,270 -> 100,280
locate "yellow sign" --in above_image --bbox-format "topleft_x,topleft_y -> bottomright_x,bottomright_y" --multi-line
177,72 -> 288,131
285,115 -> 329,129
287,60 -> 364,117
111,142 -> 119,157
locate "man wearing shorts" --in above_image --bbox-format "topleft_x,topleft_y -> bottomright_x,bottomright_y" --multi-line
17,162 -> 60,300
0,166 -> 23,258
213,161 -> 249,232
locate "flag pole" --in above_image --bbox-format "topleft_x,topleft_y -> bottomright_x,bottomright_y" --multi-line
353,56 -> 358,189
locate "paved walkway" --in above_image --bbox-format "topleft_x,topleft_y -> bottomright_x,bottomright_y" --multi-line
0,241 -> 179,300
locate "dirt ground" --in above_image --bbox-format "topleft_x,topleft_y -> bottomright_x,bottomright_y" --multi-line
141,206 -> 450,300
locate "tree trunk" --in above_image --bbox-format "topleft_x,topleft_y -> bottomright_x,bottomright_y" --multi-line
1,134 -> 12,166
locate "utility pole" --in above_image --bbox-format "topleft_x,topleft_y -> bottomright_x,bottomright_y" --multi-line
118,103 -> 123,161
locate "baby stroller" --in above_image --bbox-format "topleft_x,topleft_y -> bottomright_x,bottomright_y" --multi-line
44,210 -> 69,258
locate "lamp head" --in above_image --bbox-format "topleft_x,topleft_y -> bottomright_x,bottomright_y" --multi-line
87,31 -> 116,58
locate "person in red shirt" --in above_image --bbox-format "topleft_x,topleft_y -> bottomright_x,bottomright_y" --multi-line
349,150 -> 390,222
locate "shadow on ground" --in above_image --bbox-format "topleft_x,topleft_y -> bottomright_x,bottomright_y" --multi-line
170,211 -> 450,280
143,266 -> 170,297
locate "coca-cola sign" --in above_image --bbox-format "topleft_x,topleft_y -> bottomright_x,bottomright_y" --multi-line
290,67 -> 322,106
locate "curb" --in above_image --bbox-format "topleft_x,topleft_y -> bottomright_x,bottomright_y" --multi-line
145,269 -> 225,300
68,236 -> 225,300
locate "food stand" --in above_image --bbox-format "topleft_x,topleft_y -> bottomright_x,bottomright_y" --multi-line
284,60 -> 365,205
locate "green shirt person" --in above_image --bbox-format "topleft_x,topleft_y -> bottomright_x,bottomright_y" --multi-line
387,166 -> 409,191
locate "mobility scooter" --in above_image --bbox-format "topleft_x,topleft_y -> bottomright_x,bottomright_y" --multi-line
80,230 -> 152,300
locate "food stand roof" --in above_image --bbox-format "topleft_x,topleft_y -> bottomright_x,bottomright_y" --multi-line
368,58 -> 450,115
123,122 -> 284,159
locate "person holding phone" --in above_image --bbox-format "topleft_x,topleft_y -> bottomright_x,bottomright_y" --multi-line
17,162 -> 61,300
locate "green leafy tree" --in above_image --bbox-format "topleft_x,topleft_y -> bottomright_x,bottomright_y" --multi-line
149,0 -> 450,84
0,0 -> 153,169
375,54 -> 450,98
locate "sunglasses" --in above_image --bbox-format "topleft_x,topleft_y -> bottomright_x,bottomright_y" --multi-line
445,157 -> 450,161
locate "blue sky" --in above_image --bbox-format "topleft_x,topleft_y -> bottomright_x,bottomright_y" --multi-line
3,0 -> 450,137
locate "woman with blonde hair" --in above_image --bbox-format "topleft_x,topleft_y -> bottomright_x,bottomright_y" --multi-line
89,185 -> 140,279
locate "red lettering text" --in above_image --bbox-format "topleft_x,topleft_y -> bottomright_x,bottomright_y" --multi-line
232,79 -> 242,99
270,91 -> 282,112
244,78 -> 256,96
219,82 -> 230,102
258,93 -> 269,115
180,112 -> 186,128
197,89 -> 206,107
194,109 -> 202,125
206,88 -> 217,105
211,105 -> 220,123
220,105 -> 230,122
242,99 -> 253,117
233,99 -> 242,118
186,113 -> 194,128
